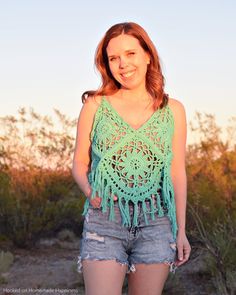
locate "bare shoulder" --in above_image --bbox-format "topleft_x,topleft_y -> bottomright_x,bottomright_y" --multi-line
167,97 -> 186,118
80,95 -> 103,116
77,95 -> 103,128
84,95 -> 103,109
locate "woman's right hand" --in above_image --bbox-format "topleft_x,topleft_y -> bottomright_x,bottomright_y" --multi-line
88,192 -> 102,208
87,190 -> 118,208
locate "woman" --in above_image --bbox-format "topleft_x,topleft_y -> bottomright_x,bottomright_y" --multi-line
72,22 -> 191,295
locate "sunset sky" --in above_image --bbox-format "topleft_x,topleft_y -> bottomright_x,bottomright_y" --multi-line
0,0 -> 235,143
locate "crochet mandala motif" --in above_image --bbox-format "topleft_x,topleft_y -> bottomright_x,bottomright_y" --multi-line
82,96 -> 177,238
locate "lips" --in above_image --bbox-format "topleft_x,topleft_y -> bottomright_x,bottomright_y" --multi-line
120,70 -> 136,78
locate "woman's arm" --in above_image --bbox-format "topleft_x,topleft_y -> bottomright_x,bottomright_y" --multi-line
72,96 -> 100,203
169,98 -> 191,266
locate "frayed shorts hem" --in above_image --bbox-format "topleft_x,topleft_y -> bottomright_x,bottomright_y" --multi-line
77,255 -> 177,274
77,255 -> 129,273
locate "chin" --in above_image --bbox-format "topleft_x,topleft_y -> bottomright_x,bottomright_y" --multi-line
122,82 -> 144,90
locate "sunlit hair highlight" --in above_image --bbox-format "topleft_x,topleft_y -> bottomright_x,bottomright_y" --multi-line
82,22 -> 168,109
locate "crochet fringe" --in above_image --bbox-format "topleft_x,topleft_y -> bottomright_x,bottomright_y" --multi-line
82,165 -> 177,239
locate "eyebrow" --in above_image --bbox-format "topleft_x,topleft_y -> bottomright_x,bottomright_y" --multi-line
108,49 -> 136,58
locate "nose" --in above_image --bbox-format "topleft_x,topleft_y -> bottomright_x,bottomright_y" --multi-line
119,56 -> 128,69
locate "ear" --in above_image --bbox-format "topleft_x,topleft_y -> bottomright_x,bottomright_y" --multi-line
145,52 -> 151,64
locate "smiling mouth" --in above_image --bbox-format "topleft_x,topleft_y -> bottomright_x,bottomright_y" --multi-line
120,70 -> 135,78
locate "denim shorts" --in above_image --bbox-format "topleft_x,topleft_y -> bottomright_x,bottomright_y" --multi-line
77,201 -> 177,274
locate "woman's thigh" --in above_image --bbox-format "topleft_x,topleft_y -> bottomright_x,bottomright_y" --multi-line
83,259 -> 127,295
79,206 -> 129,294
127,263 -> 169,295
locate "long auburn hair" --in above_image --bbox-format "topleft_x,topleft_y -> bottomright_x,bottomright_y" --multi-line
82,22 -> 168,110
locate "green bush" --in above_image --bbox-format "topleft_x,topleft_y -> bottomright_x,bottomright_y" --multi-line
187,113 -> 236,294
0,108 -> 85,248
0,168 -> 85,248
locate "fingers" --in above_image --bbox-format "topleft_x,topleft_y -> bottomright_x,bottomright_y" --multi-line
89,197 -> 102,208
89,194 -> 118,208
178,243 -> 184,262
175,247 -> 184,267
175,255 -> 188,267
175,240 -> 191,267
183,244 -> 191,261
89,192 -> 102,208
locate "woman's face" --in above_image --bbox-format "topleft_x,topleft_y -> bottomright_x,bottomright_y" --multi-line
106,34 -> 150,90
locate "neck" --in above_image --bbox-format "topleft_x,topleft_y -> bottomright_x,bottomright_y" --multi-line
117,87 -> 151,102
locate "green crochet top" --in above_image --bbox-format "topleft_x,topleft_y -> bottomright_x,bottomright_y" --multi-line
82,96 -> 177,238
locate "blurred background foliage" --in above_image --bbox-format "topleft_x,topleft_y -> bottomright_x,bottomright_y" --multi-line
186,112 -> 236,295
0,108 -> 85,248
0,108 -> 235,294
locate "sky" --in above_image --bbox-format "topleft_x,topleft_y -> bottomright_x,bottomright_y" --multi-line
0,0 -> 235,143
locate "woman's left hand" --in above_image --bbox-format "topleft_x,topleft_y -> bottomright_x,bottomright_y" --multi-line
175,231 -> 191,267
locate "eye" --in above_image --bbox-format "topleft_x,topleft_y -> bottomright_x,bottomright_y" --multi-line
109,57 -> 117,62
128,52 -> 135,56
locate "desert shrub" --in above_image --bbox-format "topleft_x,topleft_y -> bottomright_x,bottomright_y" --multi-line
0,107 -> 76,170
0,168 -> 85,248
187,113 -> 236,295
0,108 -> 85,248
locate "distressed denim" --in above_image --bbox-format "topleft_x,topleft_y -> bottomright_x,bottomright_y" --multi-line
77,201 -> 177,273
